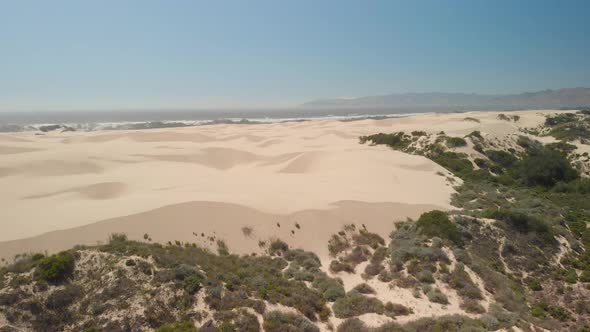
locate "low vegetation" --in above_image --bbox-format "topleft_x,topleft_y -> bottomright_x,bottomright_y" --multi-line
35,252 -> 75,283
263,311 -> 318,332
544,112 -> 590,142
0,234 -> 337,331
332,291 -> 385,318
357,112 -> 590,330
416,210 -> 462,245
445,136 -> 467,148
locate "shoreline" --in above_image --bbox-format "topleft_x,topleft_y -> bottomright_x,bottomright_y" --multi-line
0,107 -> 567,133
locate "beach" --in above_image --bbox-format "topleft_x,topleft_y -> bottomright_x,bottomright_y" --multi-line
0,110 -> 555,261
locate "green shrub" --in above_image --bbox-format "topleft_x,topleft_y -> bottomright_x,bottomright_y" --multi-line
445,136 -> 467,148
394,275 -> 419,289
364,262 -> 385,277
426,288 -> 449,304
329,260 -> 354,273
460,298 -> 485,314
0,292 -> 21,306
336,318 -> 367,332
232,310 -> 261,332
516,136 -> 543,153
46,284 -> 82,310
583,229 -> 590,247
552,178 -> 590,194
404,314 -> 484,331
314,276 -> 345,302
416,270 -> 435,284
35,252 -> 75,283
580,270 -> 590,282
155,321 -> 196,332
444,263 -> 482,300
563,269 -> 578,284
209,310 -> 260,332
466,130 -> 482,138
575,300 -> 590,314
483,209 -> 554,244
515,148 -> 578,187
182,276 -> 202,295
531,301 -> 571,322
416,210 -> 462,245
464,117 -> 481,123
528,279 -> 543,291
268,239 -> 289,255
353,229 -> 385,249
545,113 -> 577,126
549,123 -> 590,141
328,234 -> 350,256
31,253 -> 45,262
352,283 -> 375,294
284,249 -> 321,268
263,311 -> 319,332
474,158 -> 488,169
377,270 -> 393,282
336,317 -> 410,332
485,150 -> 518,168
174,264 -> 199,280
317,288 -> 342,305
546,141 -> 578,154
531,305 -> 546,318
548,305 -> 572,321
473,143 -> 485,154
342,246 -> 369,266
359,132 -> 412,149
217,240 -> 229,256
385,302 -> 413,316
431,152 -> 474,176
284,264 -> 315,281
412,131 -> 427,136
332,291 -> 384,318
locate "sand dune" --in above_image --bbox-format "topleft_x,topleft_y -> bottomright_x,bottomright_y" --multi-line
23,182 -> 125,200
0,145 -> 40,155
62,131 -> 215,144
278,151 -> 323,173
136,147 -> 263,170
0,160 -> 103,178
0,110 -> 556,261
0,134 -> 31,143
256,138 -> 283,148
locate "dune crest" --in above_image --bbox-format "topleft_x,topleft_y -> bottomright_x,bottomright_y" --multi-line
0,200 -> 440,262
23,182 -> 125,200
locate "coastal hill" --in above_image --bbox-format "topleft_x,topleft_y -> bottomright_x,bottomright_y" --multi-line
302,88 -> 590,110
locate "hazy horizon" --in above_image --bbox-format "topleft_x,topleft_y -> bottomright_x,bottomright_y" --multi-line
1,87 -> 590,113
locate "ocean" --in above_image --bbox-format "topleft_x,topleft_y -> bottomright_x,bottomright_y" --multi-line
0,108 -> 449,133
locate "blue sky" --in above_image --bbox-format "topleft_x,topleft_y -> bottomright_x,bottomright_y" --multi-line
1,0 -> 589,111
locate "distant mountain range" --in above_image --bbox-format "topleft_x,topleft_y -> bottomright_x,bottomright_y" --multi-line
301,88 -> 590,110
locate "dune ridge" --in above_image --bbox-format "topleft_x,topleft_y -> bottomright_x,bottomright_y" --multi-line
0,200 -> 441,262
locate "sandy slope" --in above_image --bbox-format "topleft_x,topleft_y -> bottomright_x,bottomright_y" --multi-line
0,110 -> 556,261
